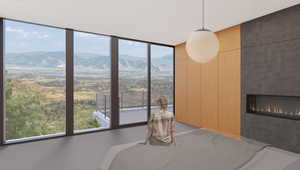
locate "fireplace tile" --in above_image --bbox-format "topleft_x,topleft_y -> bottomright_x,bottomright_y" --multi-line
244,113 -> 299,152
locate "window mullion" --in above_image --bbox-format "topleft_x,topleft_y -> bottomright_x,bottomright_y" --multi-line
111,36 -> 119,129
0,18 -> 4,145
147,44 -> 151,120
173,47 -> 176,116
66,29 -> 74,136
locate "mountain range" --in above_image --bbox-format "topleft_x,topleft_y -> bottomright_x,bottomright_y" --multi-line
5,51 -> 173,72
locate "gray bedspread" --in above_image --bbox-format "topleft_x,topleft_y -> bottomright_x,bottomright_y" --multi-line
240,147 -> 300,170
100,129 -> 268,170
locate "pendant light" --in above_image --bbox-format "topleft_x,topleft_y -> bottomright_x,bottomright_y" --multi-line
186,0 -> 219,63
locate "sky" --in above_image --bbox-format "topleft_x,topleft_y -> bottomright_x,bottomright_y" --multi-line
4,20 -> 173,58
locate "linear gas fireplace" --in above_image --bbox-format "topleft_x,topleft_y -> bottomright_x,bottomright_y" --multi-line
247,95 -> 300,120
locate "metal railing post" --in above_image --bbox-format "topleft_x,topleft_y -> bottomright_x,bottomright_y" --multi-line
142,90 -> 145,107
104,95 -> 107,118
121,93 -> 123,109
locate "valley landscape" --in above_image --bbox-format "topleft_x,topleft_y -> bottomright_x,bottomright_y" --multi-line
5,51 -> 173,140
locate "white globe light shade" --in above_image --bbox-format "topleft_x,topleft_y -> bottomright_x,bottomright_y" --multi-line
186,30 -> 220,63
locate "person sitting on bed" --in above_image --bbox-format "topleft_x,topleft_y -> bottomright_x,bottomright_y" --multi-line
143,96 -> 175,146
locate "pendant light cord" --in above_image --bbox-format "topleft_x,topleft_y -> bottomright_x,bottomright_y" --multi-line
202,0 -> 205,30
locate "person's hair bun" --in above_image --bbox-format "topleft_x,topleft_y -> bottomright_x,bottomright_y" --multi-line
156,96 -> 168,110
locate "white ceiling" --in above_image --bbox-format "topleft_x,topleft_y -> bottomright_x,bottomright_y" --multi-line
0,0 -> 300,46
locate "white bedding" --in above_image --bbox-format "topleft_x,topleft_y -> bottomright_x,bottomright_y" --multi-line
100,129 -> 300,170
240,147 -> 300,170
101,129 -> 267,170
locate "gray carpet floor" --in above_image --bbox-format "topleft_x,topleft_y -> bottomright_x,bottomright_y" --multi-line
0,122 -> 196,170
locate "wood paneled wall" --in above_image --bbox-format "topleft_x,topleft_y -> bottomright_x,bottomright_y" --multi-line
175,26 -> 241,137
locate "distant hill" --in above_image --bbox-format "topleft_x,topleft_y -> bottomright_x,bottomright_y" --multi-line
5,51 -> 173,72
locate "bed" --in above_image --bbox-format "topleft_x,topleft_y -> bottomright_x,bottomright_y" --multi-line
100,129 -> 300,170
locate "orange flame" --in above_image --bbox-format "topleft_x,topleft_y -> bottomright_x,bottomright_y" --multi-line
252,104 -> 300,115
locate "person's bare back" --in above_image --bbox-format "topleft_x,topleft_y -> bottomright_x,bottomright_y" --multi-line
144,96 -> 175,146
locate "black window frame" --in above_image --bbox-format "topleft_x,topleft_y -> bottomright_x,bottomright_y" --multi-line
149,44 -> 175,115
0,17 -> 175,145
117,38 -> 149,127
72,30 -> 113,134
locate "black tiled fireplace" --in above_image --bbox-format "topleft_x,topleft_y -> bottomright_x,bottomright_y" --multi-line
247,95 -> 300,120
241,4 -> 300,153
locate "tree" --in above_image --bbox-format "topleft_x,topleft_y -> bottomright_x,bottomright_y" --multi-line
5,79 -> 50,140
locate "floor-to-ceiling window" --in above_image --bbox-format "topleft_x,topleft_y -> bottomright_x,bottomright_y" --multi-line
118,39 -> 148,125
74,31 -> 111,132
0,18 -> 174,144
4,20 -> 66,141
151,45 -> 174,113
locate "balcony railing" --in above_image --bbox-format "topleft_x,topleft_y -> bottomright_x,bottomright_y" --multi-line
94,93 -> 173,126
95,92 -> 173,118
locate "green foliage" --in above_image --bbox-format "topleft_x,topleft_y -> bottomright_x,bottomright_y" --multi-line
5,80 -> 51,140
74,104 -> 100,131
5,79 -> 101,140
4,73 -> 172,140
